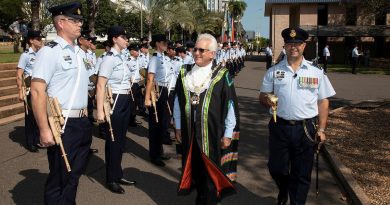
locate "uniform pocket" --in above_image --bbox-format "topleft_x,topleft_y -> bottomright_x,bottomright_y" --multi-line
61,60 -> 77,70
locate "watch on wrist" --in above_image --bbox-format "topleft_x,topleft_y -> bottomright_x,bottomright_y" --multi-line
317,128 -> 326,133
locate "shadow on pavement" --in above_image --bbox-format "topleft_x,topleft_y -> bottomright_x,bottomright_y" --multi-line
329,97 -> 354,109
9,169 -> 47,205
9,126 -> 26,149
123,167 -> 193,205
127,123 -> 149,138
84,153 -> 106,187
224,183 -> 275,205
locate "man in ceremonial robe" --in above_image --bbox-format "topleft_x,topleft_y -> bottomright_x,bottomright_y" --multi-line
174,33 -> 240,205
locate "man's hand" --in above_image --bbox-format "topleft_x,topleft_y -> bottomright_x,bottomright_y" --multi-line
317,131 -> 326,150
145,98 -> 152,107
96,110 -> 105,123
221,137 -> 232,149
39,128 -> 55,147
259,92 -> 275,108
175,129 -> 182,143
18,90 -> 24,102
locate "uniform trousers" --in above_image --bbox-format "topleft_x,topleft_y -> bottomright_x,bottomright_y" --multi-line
268,117 -> 316,205
351,57 -> 358,74
102,94 -> 131,183
148,86 -> 169,160
44,118 -> 92,205
25,95 -> 39,147
129,83 -> 143,123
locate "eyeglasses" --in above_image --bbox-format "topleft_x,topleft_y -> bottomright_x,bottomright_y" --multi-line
193,47 -> 210,53
60,18 -> 83,25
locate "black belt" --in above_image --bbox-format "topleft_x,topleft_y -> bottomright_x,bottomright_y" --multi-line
276,116 -> 316,125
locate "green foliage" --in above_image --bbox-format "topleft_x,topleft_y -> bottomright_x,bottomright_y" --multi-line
228,0 -> 247,19
94,0 -> 118,36
0,0 -> 24,31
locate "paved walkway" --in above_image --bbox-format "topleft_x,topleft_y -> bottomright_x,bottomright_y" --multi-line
1,60 -> 389,205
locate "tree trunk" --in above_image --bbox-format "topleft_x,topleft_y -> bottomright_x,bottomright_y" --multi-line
148,23 -> 152,42
31,0 -> 40,31
87,0 -> 99,34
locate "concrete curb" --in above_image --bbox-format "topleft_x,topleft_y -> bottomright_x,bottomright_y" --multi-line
322,146 -> 372,205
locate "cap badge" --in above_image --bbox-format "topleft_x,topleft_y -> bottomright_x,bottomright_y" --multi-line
77,8 -> 81,15
290,30 -> 296,38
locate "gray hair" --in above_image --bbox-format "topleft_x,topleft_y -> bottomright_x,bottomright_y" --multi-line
196,33 -> 218,52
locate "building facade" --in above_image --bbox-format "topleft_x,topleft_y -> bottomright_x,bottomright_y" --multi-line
265,0 -> 390,65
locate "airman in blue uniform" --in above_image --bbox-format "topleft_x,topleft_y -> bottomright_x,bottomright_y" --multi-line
144,34 -> 174,167
16,30 -> 43,152
30,2 -> 92,204
259,27 -> 336,205
95,25 -> 136,194
77,30 -> 99,154
126,43 -> 143,126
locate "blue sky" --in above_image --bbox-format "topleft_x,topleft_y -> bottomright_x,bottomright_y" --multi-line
241,0 -> 270,38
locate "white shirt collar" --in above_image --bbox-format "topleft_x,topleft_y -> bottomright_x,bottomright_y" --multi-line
185,62 -> 213,94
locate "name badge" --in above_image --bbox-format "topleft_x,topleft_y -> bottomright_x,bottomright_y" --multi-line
299,77 -> 319,89
63,55 -> 72,63
275,70 -> 285,80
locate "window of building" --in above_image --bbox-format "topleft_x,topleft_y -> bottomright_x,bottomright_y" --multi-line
318,4 -> 328,26
375,12 -> 386,25
374,36 -> 384,57
346,5 -> 357,26
290,5 -> 300,28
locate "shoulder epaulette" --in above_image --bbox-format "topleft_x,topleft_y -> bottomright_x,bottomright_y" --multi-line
106,52 -> 113,56
47,41 -> 58,48
309,61 -> 323,70
153,53 -> 157,56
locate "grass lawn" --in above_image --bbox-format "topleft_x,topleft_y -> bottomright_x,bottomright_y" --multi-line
327,64 -> 390,75
0,45 -> 105,63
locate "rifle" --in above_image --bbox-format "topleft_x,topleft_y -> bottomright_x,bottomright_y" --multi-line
150,80 -> 159,123
21,74 -> 31,115
103,85 -> 115,141
46,97 -> 71,172
129,75 -> 135,102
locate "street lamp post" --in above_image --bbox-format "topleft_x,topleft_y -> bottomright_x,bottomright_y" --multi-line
140,0 -> 144,38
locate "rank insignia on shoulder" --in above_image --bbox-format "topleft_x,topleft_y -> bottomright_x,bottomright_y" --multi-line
153,53 -> 157,56
47,41 -> 58,48
106,52 -> 113,56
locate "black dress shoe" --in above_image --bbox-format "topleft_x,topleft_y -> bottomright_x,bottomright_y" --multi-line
106,182 -> 125,194
277,192 -> 288,205
89,148 -> 98,154
129,119 -> 142,126
139,111 -> 149,117
27,145 -> 38,152
160,155 -> 171,160
162,139 -> 173,145
151,158 -> 165,167
117,178 -> 136,186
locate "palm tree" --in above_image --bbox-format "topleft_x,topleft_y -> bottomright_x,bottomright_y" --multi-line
172,0 -> 223,40
31,0 -> 40,31
228,0 -> 247,41
86,0 -> 100,34
126,0 -> 177,41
